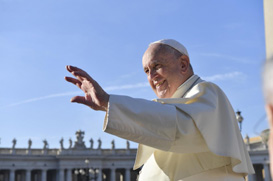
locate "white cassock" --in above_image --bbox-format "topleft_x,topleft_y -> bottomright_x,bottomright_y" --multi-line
103,75 -> 255,181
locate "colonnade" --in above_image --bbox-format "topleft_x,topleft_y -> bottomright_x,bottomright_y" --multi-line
1,164 -> 272,181
0,167 -> 135,181
247,163 -> 271,181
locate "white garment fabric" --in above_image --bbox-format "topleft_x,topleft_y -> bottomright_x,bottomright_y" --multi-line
103,75 -> 254,180
139,153 -> 244,181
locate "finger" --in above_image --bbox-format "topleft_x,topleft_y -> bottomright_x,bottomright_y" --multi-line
66,65 -> 93,83
70,96 -> 87,105
66,65 -> 76,73
71,72 -> 85,82
71,96 -> 101,111
72,71 -> 93,82
65,77 -> 82,90
65,76 -> 81,85
66,65 -> 86,73
70,96 -> 99,110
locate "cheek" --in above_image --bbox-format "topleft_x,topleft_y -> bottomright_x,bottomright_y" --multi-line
157,68 -> 165,76
147,77 -> 155,88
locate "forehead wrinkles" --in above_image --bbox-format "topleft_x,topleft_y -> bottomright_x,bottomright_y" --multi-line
149,44 -> 171,57
143,45 -> 160,62
143,44 -> 175,66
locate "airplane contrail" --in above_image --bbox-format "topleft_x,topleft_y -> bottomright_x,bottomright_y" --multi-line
1,82 -> 150,108
1,72 -> 244,109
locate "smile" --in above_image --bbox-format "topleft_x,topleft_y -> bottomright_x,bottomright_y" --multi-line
155,80 -> 165,88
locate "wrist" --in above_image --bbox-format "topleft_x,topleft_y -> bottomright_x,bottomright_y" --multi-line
102,94 -> 110,111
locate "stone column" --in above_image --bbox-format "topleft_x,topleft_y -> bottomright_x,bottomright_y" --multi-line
264,163 -> 271,181
254,164 -> 264,181
3,170 -> 9,181
26,169 -> 31,181
58,169 -> 65,181
9,169 -> 15,181
125,168 -> 131,181
111,168 -> 116,181
247,174 -> 256,181
41,169 -> 47,181
97,168 -> 102,181
66,169 -> 72,181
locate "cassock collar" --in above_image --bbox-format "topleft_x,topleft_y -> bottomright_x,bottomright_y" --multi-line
150,74 -> 201,101
171,74 -> 200,98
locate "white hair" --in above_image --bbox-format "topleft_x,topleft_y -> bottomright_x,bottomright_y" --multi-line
263,56 -> 273,104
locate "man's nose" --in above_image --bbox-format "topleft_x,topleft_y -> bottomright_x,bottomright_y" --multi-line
148,69 -> 157,80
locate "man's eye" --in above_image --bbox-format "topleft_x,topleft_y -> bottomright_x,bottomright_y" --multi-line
144,69 -> 149,74
155,64 -> 161,69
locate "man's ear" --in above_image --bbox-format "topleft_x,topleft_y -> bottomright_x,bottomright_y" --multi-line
266,104 -> 273,128
179,55 -> 190,74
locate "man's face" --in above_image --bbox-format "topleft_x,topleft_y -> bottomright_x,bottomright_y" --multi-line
142,44 -> 186,98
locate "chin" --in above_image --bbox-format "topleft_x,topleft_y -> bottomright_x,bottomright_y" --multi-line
155,90 -> 169,99
157,94 -> 168,99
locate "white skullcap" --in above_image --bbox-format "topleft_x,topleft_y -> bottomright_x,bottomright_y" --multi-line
149,39 -> 189,57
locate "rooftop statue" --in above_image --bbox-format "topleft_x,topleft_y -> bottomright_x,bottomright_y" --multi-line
69,138 -> 73,149
97,138 -> 102,149
60,138 -> 64,150
28,139 -> 32,149
12,138 -> 16,149
43,140 -> 48,149
74,130 -> 86,149
90,138 -> 94,149
126,140 -> 130,150
111,140 -> 115,150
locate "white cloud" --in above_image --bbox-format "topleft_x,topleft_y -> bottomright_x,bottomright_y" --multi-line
200,53 -> 253,64
202,71 -> 246,82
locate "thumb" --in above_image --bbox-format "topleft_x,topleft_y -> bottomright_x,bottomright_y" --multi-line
71,96 -> 87,105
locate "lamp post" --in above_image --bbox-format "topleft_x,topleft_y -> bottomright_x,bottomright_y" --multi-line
74,159 -> 99,181
260,129 -> 270,148
236,110 -> 244,132
85,159 -> 99,181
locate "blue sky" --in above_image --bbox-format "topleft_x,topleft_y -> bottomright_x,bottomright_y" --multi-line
0,0 -> 267,149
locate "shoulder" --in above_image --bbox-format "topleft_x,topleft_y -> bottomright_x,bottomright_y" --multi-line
196,80 -> 224,92
185,80 -> 226,99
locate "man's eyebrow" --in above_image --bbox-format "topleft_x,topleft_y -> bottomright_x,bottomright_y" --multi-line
143,59 -> 162,69
149,60 -> 161,65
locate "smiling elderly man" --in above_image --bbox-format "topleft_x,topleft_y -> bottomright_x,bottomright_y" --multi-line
65,39 -> 254,180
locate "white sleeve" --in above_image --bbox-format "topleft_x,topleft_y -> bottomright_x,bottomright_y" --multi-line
103,95 -> 209,153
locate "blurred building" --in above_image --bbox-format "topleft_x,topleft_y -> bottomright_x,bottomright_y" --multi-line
0,130 -> 138,181
245,129 -> 271,181
0,130 -> 271,181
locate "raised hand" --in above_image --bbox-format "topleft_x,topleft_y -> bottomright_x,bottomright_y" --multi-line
65,65 -> 109,111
